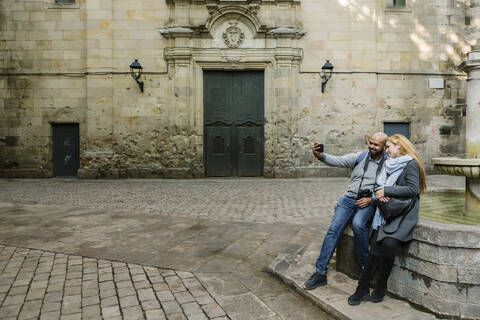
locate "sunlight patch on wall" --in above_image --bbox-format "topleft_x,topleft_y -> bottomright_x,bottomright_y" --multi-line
409,33 -> 433,60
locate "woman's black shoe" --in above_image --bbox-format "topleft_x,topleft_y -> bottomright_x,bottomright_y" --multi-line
347,285 -> 370,306
369,287 -> 386,303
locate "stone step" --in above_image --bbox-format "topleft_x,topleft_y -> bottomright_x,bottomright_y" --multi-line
268,226 -> 438,320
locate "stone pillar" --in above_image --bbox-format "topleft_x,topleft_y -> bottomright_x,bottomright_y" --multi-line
271,48 -> 302,177
163,47 -> 201,177
79,0 -> 114,178
464,51 -> 480,212
174,0 -> 190,27
471,0 -> 480,50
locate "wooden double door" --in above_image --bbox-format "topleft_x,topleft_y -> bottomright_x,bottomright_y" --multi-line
204,71 -> 264,177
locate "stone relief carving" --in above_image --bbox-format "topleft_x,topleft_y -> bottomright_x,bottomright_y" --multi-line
222,22 -> 245,48
248,3 -> 260,15
160,2 -> 305,43
206,4 -> 219,15
223,54 -> 241,63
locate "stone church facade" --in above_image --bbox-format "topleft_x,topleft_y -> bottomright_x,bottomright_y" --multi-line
0,0 -> 475,178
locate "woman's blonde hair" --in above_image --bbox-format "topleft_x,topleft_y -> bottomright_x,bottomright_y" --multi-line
387,134 -> 427,193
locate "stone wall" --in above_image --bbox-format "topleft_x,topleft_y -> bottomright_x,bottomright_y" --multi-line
337,221 -> 480,319
293,0 -> 469,176
0,0 -> 473,178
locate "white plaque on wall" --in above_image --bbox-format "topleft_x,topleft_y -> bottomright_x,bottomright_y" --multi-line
429,78 -> 444,89
469,51 -> 480,60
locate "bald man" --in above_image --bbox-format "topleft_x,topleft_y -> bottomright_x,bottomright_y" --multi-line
304,132 -> 388,290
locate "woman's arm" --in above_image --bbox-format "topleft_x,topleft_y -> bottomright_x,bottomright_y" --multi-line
383,161 -> 420,198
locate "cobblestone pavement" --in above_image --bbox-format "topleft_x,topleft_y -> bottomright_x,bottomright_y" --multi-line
0,178 -> 347,224
0,176 -> 464,320
0,245 -> 227,320
0,203 -> 325,319
0,176 -> 463,224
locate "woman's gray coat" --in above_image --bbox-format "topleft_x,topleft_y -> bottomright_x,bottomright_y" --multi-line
377,160 -> 420,242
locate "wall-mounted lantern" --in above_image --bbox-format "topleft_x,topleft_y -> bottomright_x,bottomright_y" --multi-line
321,60 -> 334,93
129,59 -> 144,93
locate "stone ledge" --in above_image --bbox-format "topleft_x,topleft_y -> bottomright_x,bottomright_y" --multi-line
432,157 -> 480,166
77,168 -> 204,179
0,169 -> 51,178
413,219 -> 480,249
48,3 -> 80,9
0,168 -> 206,179
268,229 -> 437,320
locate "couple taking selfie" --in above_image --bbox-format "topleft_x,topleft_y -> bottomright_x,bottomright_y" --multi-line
304,132 -> 426,306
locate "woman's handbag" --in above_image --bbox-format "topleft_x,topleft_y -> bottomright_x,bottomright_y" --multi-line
376,197 -> 415,223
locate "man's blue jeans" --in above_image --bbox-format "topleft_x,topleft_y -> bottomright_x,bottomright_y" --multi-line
315,195 -> 375,275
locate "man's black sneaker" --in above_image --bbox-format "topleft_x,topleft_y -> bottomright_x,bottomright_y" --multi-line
303,272 -> 327,290
348,285 -> 370,306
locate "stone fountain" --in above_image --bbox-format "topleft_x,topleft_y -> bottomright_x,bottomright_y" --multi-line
335,51 -> 480,319
432,50 -> 480,214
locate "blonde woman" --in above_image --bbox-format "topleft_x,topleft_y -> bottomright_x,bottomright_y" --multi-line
348,134 -> 427,305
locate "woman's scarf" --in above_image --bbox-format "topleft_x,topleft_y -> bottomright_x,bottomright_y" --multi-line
371,155 -> 413,229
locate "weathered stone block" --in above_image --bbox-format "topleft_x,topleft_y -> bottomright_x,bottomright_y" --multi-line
460,303 -> 480,320
337,219 -> 480,319
458,267 -> 480,285
401,255 -> 458,283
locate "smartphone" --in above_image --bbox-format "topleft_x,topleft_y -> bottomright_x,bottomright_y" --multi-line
316,144 -> 324,153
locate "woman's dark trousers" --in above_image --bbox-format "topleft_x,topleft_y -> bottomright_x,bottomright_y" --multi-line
349,230 -> 399,304
370,235 -> 399,302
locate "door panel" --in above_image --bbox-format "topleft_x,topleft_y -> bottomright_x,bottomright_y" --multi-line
204,72 -> 233,126
204,71 -> 264,177
52,123 -> 79,177
237,126 -> 263,177
233,72 -> 264,125
205,127 -> 232,177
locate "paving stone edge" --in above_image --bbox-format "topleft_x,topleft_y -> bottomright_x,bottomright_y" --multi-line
267,253 -> 346,320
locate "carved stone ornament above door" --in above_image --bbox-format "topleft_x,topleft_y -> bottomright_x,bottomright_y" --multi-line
159,0 -> 305,44
223,21 -> 245,48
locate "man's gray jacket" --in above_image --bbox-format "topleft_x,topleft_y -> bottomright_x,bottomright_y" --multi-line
322,152 -> 386,199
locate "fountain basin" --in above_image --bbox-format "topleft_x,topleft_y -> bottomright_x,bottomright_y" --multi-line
337,219 -> 480,319
420,192 -> 480,225
432,157 -> 480,178
432,157 -> 480,214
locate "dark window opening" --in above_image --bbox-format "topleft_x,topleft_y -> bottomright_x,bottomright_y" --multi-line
384,122 -> 410,139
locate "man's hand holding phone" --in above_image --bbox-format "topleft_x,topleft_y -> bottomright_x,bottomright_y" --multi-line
313,143 -> 324,160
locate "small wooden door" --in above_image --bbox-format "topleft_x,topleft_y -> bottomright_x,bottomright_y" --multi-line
204,71 -> 264,177
52,123 -> 79,177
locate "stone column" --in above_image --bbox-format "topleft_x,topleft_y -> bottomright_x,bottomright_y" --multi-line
433,2 -> 480,213
464,51 -> 480,212
465,0 -> 480,211
271,48 -> 302,177
470,0 -> 480,51
79,0 -> 114,178
163,47 -> 199,178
